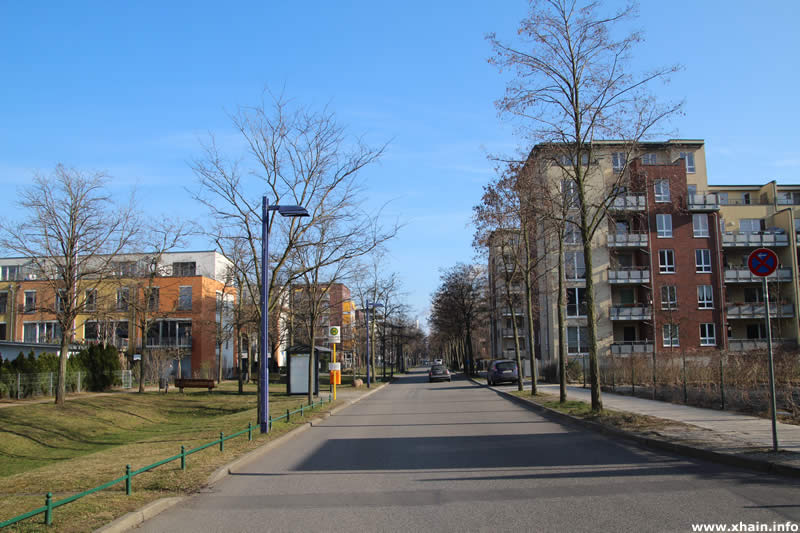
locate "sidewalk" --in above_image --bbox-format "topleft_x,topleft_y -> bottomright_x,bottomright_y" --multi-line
483,377 -> 800,476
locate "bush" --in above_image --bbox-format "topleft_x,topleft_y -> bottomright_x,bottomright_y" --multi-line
540,361 -> 559,383
74,344 -> 121,391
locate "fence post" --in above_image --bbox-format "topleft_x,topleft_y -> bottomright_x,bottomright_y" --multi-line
49,372 -> 53,397
248,422 -> 252,441
78,371 -> 81,394
268,415 -> 272,431
286,408 -> 290,422
125,465 -> 132,495
17,373 -> 20,400
631,357 -> 635,395
181,445 -> 186,471
219,432 -> 224,452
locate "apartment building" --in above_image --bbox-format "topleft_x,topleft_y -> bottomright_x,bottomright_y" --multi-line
0,251 -> 236,377
504,139 -> 800,366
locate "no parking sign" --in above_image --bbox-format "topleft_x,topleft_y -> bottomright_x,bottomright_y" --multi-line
748,248 -> 778,277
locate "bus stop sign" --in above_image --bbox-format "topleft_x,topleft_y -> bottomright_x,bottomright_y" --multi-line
748,248 -> 778,277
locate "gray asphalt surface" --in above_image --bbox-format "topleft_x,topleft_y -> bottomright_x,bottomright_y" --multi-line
136,369 -> 800,533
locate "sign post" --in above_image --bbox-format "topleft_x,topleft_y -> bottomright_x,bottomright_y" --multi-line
747,247 -> 779,451
328,326 -> 341,400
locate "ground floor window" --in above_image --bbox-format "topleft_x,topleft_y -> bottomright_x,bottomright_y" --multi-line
567,326 -> 589,355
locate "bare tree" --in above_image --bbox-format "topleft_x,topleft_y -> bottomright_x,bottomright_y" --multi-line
488,0 -> 682,410
191,91 -> 394,423
429,263 -> 488,377
0,165 -> 137,405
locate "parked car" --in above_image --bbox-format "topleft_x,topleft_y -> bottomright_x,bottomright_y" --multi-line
487,359 -> 519,386
429,364 -> 451,382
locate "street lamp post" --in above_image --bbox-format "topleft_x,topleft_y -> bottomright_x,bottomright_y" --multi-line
260,197 -> 309,434
364,301 -> 383,388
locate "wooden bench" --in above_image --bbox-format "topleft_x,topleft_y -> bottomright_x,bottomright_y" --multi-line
174,378 -> 216,393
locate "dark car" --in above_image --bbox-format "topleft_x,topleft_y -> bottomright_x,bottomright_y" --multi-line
487,359 -> 519,386
429,364 -> 451,382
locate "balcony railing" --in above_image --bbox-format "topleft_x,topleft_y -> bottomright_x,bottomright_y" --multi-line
501,308 -> 525,317
608,267 -> 650,284
145,335 -> 193,348
724,267 -> 793,283
607,231 -> 648,248
726,303 -> 794,319
608,194 -> 646,211
726,338 -> 796,351
610,305 -> 652,321
610,340 -> 654,355
722,231 -> 789,247
687,193 -> 720,211
501,328 -> 527,338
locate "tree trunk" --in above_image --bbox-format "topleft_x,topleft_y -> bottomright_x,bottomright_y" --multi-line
579,196 -> 603,411
138,324 -> 146,393
217,342 -> 223,383
55,335 -> 69,406
308,332 -> 316,405
522,229 -> 538,395
557,235 -> 567,403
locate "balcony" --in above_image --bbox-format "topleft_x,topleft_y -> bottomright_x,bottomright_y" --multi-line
687,193 -> 720,211
145,335 -> 193,348
722,231 -> 788,248
724,267 -> 793,283
727,338 -> 795,351
608,231 -> 648,248
726,303 -> 794,319
501,308 -> 525,317
610,305 -> 652,321
608,194 -> 646,212
610,340 -> 654,355
608,267 -> 650,285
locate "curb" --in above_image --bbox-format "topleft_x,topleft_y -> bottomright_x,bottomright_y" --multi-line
470,377 -> 800,479
94,383 -> 388,533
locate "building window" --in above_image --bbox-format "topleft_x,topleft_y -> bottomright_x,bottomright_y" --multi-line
113,261 -> 137,277
695,249 -> 712,273
567,326 -> 589,355
24,291 -> 36,313
146,320 -> 192,347
698,285 -> 714,309
559,153 -> 589,166
659,250 -> 675,273
566,288 -> 587,317
146,287 -> 160,312
0,291 -> 6,314
679,152 -> 696,173
641,153 -> 658,165
661,285 -> 677,310
562,179 -> 580,209
55,290 -> 67,313
654,179 -> 670,202
0,265 -> 20,281
117,287 -> 130,311
564,218 -> 580,244
656,214 -> 673,238
178,286 -> 193,311
0,323 -> 5,341
742,193 -> 751,205
612,152 -> 626,172
747,324 -> 766,339
693,214 -> 709,238
700,323 -> 716,346
172,262 -> 196,277
85,289 -> 97,312
739,219 -> 763,233
718,192 -> 728,205
565,251 -> 586,280
23,321 -> 61,344
662,324 -> 679,347
744,287 -> 763,304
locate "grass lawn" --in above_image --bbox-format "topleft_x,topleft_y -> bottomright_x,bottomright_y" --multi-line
0,381 -> 343,532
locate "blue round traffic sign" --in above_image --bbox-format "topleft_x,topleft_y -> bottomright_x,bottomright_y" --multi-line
748,248 -> 778,277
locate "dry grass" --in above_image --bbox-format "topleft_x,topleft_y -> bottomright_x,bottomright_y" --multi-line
0,381 -> 342,532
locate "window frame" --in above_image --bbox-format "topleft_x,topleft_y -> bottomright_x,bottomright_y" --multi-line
700,323 -> 716,346
564,251 -> 586,280
659,249 -> 675,274
697,285 -> 714,309
661,285 -> 677,310
24,290 -> 36,313
567,326 -> 590,355
178,285 -> 193,311
695,249 -> 712,273
654,179 -> 671,202
566,287 -> 587,318
611,152 -> 626,172
680,151 -> 696,173
641,153 -> 658,165
656,214 -> 673,238
692,214 -> 710,238
662,323 -> 680,347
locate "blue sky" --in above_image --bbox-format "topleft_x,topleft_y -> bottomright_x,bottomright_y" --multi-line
1,1 -> 799,324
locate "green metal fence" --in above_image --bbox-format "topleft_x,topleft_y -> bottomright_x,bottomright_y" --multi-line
0,395 -> 332,529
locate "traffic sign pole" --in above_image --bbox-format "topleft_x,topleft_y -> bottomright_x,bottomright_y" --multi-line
748,248 -> 779,451
763,276 -> 778,452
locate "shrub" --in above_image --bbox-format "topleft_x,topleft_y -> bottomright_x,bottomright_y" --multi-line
74,344 -> 121,391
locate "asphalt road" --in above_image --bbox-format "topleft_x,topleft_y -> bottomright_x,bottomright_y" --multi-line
136,369 -> 800,533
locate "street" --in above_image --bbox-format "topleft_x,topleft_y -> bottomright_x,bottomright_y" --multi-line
137,369 -> 800,533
